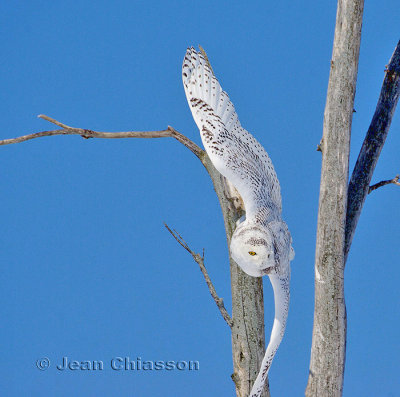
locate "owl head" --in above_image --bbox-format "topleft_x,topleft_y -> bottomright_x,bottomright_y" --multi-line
230,220 -> 294,277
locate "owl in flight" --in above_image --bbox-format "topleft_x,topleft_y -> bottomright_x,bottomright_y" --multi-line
183,47 -> 294,396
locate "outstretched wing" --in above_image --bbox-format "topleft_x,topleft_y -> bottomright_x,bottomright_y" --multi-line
182,47 -> 282,222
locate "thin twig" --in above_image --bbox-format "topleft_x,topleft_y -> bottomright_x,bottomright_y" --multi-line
38,114 -> 73,129
164,223 -> 233,328
368,174 -> 400,194
0,114 -> 204,160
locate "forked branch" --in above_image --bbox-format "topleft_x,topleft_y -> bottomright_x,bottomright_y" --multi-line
164,223 -> 233,328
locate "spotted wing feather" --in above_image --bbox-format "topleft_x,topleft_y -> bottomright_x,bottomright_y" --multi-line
182,47 -> 282,223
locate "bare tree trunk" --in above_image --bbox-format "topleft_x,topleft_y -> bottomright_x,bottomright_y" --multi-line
203,154 -> 269,397
306,1 -> 364,396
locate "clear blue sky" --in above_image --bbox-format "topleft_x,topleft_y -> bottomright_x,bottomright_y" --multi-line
1,1 -> 399,396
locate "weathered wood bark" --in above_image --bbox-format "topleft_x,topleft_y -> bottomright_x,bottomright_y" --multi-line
306,1 -> 364,396
202,153 -> 269,397
345,41 -> 400,260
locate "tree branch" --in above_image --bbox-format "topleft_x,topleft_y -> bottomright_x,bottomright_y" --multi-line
2,48 -> 267,395
345,40 -> 400,260
368,174 -> 400,194
164,223 -> 233,328
0,114 -> 204,160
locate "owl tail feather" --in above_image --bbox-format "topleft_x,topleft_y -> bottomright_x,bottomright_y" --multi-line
250,273 -> 290,397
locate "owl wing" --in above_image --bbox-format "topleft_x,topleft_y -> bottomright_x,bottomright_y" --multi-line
182,47 -> 282,222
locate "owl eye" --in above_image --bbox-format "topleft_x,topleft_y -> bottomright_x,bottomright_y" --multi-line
248,251 -> 257,256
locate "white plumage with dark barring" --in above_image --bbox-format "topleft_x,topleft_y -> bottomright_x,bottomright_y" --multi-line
182,47 -> 295,396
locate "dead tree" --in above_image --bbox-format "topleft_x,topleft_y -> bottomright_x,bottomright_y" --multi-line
1,19 -> 399,397
306,0 -> 400,395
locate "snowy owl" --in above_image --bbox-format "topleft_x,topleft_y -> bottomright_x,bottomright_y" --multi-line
182,47 -> 294,396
